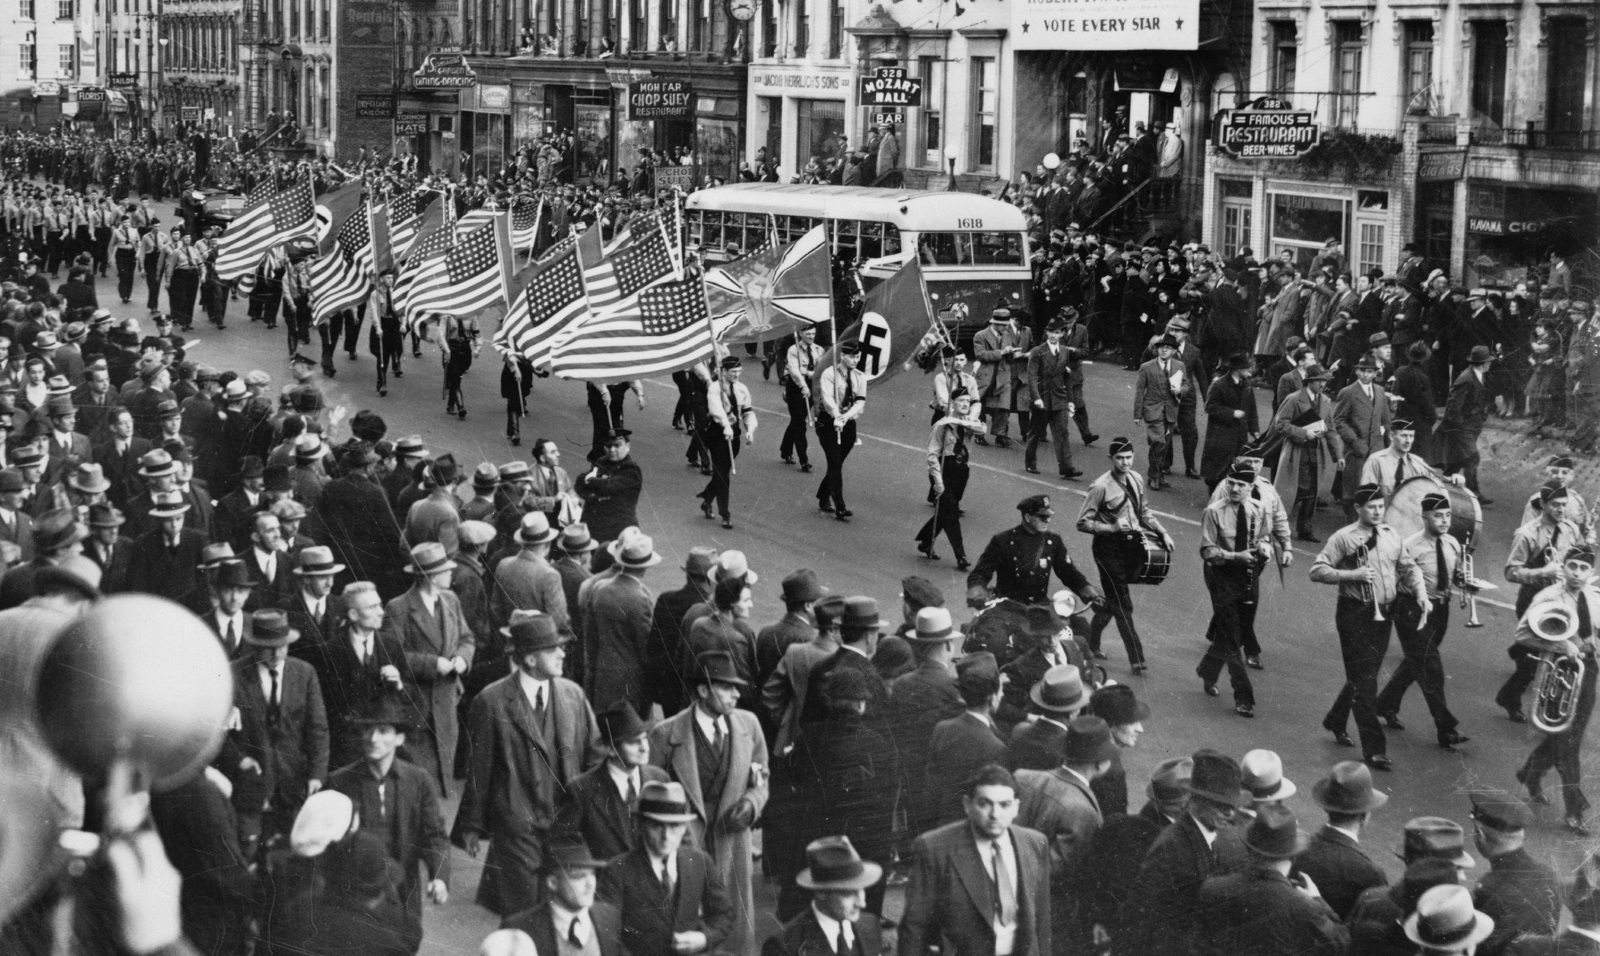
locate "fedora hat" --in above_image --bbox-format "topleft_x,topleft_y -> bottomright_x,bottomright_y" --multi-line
66,462 -> 110,495
553,522 -> 599,554
608,528 -> 662,568
405,541 -> 456,575
1240,749 -> 1297,802
715,549 -> 757,584
1303,364 -> 1333,382
910,606 -> 962,643
340,444 -> 380,469
458,520 -> 497,548
479,930 -> 538,956
841,596 -> 880,631
637,780 -> 698,823
86,503 -> 124,528
1088,684 -> 1151,727
293,546 -> 345,576
245,608 -> 301,647
1311,760 -> 1389,813
212,561 -> 259,590
138,449 -> 177,478
1404,885 -> 1494,951
148,499 -> 191,519
32,509 -> 86,553
901,575 -> 944,610
693,650 -> 748,688
539,834 -> 609,874
292,433 -> 327,461
796,835 -> 883,891
1023,604 -> 1067,642
1400,817 -> 1474,868
238,456 -> 266,479
1029,664 -> 1086,713
517,511 -> 558,545
198,543 -> 238,569
394,435 -> 430,459
155,399 -> 182,421
1185,749 -> 1249,808
1244,803 -> 1310,859
11,445 -> 44,469
683,546 -> 719,576
502,610 -> 571,651
220,379 -> 249,402
596,702 -> 649,745
290,790 -> 354,858
1467,344 -> 1494,365
471,462 -> 501,491
781,568 -> 827,604
1147,756 -> 1194,802
498,460 -> 532,482
1062,716 -> 1120,764
349,696 -> 417,731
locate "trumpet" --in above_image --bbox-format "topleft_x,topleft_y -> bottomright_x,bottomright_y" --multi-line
1455,536 -> 1483,628
1527,599 -> 1585,734
1356,543 -> 1384,621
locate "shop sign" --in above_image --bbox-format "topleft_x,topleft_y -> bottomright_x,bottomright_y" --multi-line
654,165 -> 698,191
872,111 -> 903,127
32,80 -> 60,97
109,72 -> 138,90
628,79 -> 692,119
1012,0 -> 1198,51
1216,97 -> 1319,159
76,87 -> 107,103
751,71 -> 846,93
413,53 -> 478,90
395,113 -> 428,135
479,85 -> 511,109
606,67 -> 654,85
204,108 -> 216,120
859,67 -> 922,108
1417,148 -> 1467,182
355,94 -> 394,117
181,107 -> 201,122
1467,216 -> 1569,236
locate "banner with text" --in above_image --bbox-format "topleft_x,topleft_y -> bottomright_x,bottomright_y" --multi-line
1011,0 -> 1198,50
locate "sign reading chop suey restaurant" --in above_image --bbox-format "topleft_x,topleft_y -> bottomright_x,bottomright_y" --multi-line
628,80 -> 693,119
1012,0 -> 1199,50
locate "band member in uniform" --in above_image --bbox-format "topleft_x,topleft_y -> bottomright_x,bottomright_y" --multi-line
779,326 -> 822,473
1359,419 -> 1465,498
1309,483 -> 1429,770
1498,483 -> 1583,722
918,389 -> 986,569
1076,438 -> 1175,674
1197,462 -> 1273,717
1374,492 -> 1471,749
967,494 -> 1103,610
814,344 -> 866,522
1511,545 -> 1599,833
1271,364 -> 1343,543
698,356 -> 756,530
1206,453 -> 1292,670
1520,455 -> 1591,538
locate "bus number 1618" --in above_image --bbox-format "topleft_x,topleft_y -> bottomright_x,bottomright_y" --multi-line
956,218 -> 983,229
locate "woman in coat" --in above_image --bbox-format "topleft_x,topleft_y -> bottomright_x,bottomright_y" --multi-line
1200,354 -> 1259,489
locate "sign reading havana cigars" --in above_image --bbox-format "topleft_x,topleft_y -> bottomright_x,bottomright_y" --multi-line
1215,97 -> 1320,159
413,53 -> 478,90
1012,0 -> 1198,50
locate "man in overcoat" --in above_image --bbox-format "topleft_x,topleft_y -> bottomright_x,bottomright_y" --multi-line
383,541 -> 475,795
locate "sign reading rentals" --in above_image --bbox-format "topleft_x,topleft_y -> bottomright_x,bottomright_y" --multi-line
1216,97 -> 1320,159
1012,0 -> 1198,50
859,67 -> 922,108
413,53 -> 478,90
628,80 -> 692,120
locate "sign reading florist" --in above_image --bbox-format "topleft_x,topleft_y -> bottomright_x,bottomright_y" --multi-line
1012,0 -> 1198,50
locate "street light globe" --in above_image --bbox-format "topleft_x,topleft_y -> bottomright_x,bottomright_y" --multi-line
1043,152 -> 1061,170
943,145 -> 959,161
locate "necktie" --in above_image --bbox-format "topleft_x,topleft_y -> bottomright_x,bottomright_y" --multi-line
990,840 -> 1016,925
534,686 -> 546,725
1395,456 -> 1406,485
1436,537 -> 1448,599
626,773 -> 638,810
225,619 -> 237,650
660,860 -> 674,899
358,637 -> 369,666
805,348 -> 814,374
835,928 -> 853,956
1234,502 -> 1249,561
1579,593 -> 1593,640
266,665 -> 281,727
568,918 -> 583,948
712,717 -> 725,753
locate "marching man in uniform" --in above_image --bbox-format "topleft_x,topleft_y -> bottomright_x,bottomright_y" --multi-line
1076,438 -> 1175,675
1206,453 -> 1292,670
1498,483 -> 1583,723
1197,461 -> 1274,718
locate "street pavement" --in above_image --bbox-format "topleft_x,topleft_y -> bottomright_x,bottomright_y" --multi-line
98,191 -> 1597,953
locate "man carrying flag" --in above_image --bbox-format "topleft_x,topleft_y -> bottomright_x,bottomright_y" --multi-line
814,344 -> 867,521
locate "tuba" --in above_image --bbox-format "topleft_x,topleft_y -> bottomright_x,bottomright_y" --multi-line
1528,600 -> 1585,734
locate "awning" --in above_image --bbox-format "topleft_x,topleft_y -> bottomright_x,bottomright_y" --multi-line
108,90 -> 128,113
1114,64 -> 1180,93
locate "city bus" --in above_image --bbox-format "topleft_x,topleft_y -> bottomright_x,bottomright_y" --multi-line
683,184 -> 1032,342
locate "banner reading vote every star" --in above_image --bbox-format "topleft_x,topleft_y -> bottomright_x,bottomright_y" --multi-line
1011,0 -> 1198,50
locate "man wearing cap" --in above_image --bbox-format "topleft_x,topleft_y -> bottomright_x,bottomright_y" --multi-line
1359,417 -> 1463,499
1468,790 -> 1560,943
451,518 -> 497,641
280,545 -> 348,659
600,778 -> 734,955
1192,804 -> 1348,956
1024,317 -> 1085,481
1118,750 -> 1249,956
310,444 -> 410,600
576,430 -> 643,549
1004,663 -> 1088,771
1522,456 -> 1591,536
1077,440 -> 1172,672
698,355 -> 756,530
328,698 -> 450,952
1292,761 -> 1390,919
582,529 -> 661,714
968,493 -> 1100,614
813,344 -> 867,520
554,702 -> 669,861
649,651 -> 770,956
1270,362 -> 1343,541
1439,345 -> 1495,498
218,608 -> 330,858
459,612 -> 605,915
766,836 -> 884,956
492,511 -> 568,637
382,542 -> 474,795
1198,461 -> 1274,717
900,763 -> 1051,956
1498,485 -> 1585,721
501,835 -> 623,956
1333,353 -> 1393,516
1016,715 -> 1117,953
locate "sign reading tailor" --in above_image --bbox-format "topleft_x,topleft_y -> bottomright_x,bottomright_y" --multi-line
859,67 -> 922,108
628,80 -> 693,120
413,53 -> 478,90
1012,0 -> 1198,50
109,72 -> 138,90
395,113 -> 428,136
355,94 -> 394,117
1215,97 -> 1320,159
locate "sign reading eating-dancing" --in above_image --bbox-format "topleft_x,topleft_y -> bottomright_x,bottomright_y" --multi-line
1011,0 -> 1199,50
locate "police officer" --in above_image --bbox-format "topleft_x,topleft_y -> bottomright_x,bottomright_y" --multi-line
1467,790 -> 1561,942
966,493 -> 1104,611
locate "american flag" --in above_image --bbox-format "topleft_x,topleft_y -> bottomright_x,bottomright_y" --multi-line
309,202 -> 374,323
456,208 -> 496,238
403,218 -> 506,330
214,176 -> 317,281
550,271 -> 714,382
387,191 -> 431,262
579,215 -> 677,320
493,236 -> 584,366
509,197 -> 543,255
392,203 -> 454,319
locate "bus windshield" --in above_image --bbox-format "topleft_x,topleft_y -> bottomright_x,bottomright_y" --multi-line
915,231 -> 1026,267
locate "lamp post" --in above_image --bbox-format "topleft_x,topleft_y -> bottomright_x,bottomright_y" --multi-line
944,144 -> 959,191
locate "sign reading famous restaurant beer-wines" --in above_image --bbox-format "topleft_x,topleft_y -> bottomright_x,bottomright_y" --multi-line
1216,97 -> 1321,159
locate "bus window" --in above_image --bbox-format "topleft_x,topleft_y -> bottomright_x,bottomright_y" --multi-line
882,225 -> 901,257
688,210 -> 705,249
834,220 -> 859,257
857,222 -> 880,260
915,231 -> 1023,266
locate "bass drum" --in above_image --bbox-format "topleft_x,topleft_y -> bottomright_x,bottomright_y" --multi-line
1384,476 -> 1483,545
1132,531 -> 1173,585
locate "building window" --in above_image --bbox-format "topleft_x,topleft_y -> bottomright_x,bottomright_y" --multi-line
826,0 -> 841,57
659,0 -> 675,49
792,0 -> 807,57
971,56 -> 997,168
58,42 -> 73,76
1269,21 -> 1296,96
758,0 -> 774,56
18,0 -> 32,18
690,0 -> 707,51
917,55 -> 943,167
55,0 -> 69,18
1402,21 -> 1433,115
18,41 -> 34,78
1469,21 -> 1507,127
1217,178 -> 1253,259
1547,17 -> 1586,133
627,0 -> 642,51
1330,21 -> 1363,128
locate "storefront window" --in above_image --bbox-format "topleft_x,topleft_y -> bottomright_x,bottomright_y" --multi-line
794,99 -> 843,174
1269,191 -> 1348,271
615,118 -> 652,182
697,117 -> 738,184
573,103 -> 611,180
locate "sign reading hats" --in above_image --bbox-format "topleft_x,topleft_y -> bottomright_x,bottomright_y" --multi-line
412,53 -> 478,90
395,113 -> 429,136
858,67 -> 922,108
627,79 -> 693,120
1216,97 -> 1321,159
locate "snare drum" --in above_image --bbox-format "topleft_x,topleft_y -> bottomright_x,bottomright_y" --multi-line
1384,476 -> 1483,545
1132,531 -> 1173,585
